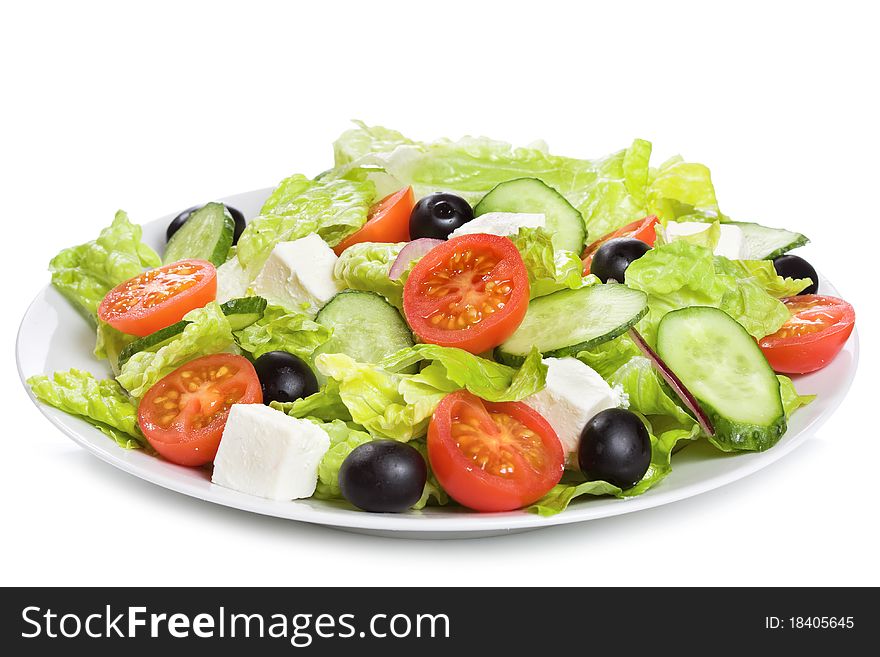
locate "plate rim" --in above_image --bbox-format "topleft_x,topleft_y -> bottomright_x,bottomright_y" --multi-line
16,190 -> 861,535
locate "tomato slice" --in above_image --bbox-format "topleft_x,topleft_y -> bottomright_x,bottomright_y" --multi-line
428,390 -> 564,512
138,354 -> 262,466
582,216 -> 658,275
98,259 -> 217,337
333,187 -> 415,255
403,234 -> 529,354
759,295 -> 855,374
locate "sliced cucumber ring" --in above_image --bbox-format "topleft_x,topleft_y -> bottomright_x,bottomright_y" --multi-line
729,221 -> 809,260
495,284 -> 648,365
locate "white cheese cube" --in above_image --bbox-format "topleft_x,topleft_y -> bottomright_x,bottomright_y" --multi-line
523,357 -> 622,467
449,212 -> 546,239
251,233 -> 343,315
212,404 -> 330,501
663,221 -> 750,260
215,255 -> 250,304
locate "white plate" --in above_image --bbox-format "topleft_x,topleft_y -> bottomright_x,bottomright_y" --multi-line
17,188 -> 860,539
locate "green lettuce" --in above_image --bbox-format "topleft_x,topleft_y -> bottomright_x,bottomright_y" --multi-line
510,227 -> 592,298
311,419 -> 373,499
724,259 -> 813,298
236,174 -> 375,275
608,356 -> 697,431
233,304 -> 331,360
94,322 -> 136,375
528,424 -> 699,516
576,334 -> 642,380
380,344 -> 547,402
270,380 -> 353,423
778,375 -> 816,420
27,369 -> 145,449
314,346 -> 546,441
332,241 -> 406,307
49,211 -> 161,322
625,240 -> 793,342
330,123 -> 728,242
117,302 -> 233,398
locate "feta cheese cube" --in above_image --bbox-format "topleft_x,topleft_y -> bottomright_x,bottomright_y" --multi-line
212,404 -> 330,500
523,357 -> 622,467
449,212 -> 546,239
251,233 -> 343,314
215,255 -> 250,303
663,221 -> 750,260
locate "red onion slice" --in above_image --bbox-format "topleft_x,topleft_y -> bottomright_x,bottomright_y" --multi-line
628,327 -> 715,437
389,239 -> 444,280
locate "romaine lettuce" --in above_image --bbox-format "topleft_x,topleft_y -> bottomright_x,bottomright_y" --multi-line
778,375 -> 816,420
27,369 -> 145,449
49,211 -> 161,322
233,304 -> 331,360
510,227 -> 592,298
236,174 -> 375,275
332,241 -> 406,307
117,302 -> 233,398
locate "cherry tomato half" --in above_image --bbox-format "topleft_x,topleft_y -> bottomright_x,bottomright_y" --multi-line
403,233 -> 529,354
138,354 -> 262,466
582,216 -> 658,275
759,295 -> 855,374
98,259 -> 217,337
427,390 -> 564,512
333,187 -> 415,255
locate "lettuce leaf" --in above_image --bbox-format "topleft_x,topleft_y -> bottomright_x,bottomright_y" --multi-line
576,334 -> 643,380
27,369 -> 145,449
778,375 -> 816,420
380,344 -> 547,402
94,322 -> 136,375
117,302 -> 233,398
236,174 -> 375,275
49,211 -> 161,322
625,240 -> 792,342
510,227 -> 593,298
314,346 -> 547,441
233,304 -> 331,360
270,380 -> 353,423
332,241 -> 406,307
527,424 -> 699,516
330,123 -> 728,241
608,356 -> 696,430
311,419 -> 373,499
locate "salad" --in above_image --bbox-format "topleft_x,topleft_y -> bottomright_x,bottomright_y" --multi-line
27,123 -> 856,516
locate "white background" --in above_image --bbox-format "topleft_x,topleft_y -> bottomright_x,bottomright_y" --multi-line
2,1 -> 877,586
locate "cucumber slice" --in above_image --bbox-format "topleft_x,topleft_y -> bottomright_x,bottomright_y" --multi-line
474,178 -> 587,253
312,290 -> 415,378
656,306 -> 786,452
495,284 -> 648,365
163,202 -> 235,266
221,296 -> 268,330
729,221 -> 809,260
117,296 -> 267,365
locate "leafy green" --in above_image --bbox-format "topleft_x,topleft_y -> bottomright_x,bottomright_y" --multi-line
117,302 -> 233,398
94,322 -> 136,375
625,240 -> 792,342
314,353 -> 437,441
510,227 -> 592,298
330,123 -> 729,241
311,419 -> 373,499
575,334 -> 643,380
236,175 -> 375,275
332,241 -> 406,307
727,259 -> 813,298
380,344 -> 547,402
27,369 -> 145,449
778,375 -> 816,420
314,346 -> 546,441
233,304 -> 331,360
608,356 -> 696,430
270,380 -> 353,423
528,424 -> 699,516
49,211 -> 161,322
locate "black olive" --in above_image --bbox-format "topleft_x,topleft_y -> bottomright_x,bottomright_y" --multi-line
339,440 -> 427,513
772,254 -> 818,295
578,408 -> 651,489
590,238 -> 651,283
166,204 -> 247,244
409,193 -> 474,240
252,351 -> 318,405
